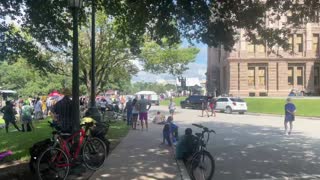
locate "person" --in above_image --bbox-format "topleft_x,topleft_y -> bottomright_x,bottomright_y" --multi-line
209,98 -> 216,117
120,95 -> 126,111
21,101 -> 34,132
153,111 -> 166,124
168,98 -> 176,117
124,97 -> 133,126
176,128 -> 198,161
201,98 -> 209,117
131,98 -> 139,129
52,88 -> 73,133
284,98 -> 296,135
0,101 -> 21,133
138,95 -> 151,130
34,97 -> 43,120
99,98 -> 108,116
162,116 -> 178,146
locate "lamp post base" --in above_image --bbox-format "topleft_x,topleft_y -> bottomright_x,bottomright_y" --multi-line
85,106 -> 102,122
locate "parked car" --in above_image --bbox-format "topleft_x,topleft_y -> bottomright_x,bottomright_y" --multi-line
180,95 -> 207,109
215,97 -> 247,114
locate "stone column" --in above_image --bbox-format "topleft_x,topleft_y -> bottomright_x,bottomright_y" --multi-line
268,62 -> 277,96
239,62 -> 248,96
305,61 -> 315,93
229,62 -> 239,96
278,62 -> 289,96
306,23 -> 313,58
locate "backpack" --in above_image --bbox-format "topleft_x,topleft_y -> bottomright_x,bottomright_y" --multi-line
29,138 -> 53,173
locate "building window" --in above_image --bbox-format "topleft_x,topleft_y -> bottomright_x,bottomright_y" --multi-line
248,67 -> 255,87
295,34 -> 303,53
297,67 -> 303,85
315,66 -> 320,86
288,67 -> 294,85
258,67 -> 266,86
313,34 -> 319,55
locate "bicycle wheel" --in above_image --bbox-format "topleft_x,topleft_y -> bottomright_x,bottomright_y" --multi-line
190,150 -> 215,180
36,147 -> 70,180
82,137 -> 106,170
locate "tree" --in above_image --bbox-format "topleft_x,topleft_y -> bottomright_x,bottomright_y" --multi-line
78,13 -> 138,95
140,39 -> 199,76
0,59 -> 71,97
2,0 -> 320,68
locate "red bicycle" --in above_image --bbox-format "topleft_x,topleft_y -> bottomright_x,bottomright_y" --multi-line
36,122 -> 106,180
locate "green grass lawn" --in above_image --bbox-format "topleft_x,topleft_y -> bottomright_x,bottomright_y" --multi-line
245,98 -> 320,117
160,97 -> 186,106
160,96 -> 320,117
0,118 -> 129,162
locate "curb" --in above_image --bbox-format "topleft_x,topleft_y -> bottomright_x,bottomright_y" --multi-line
176,159 -> 191,180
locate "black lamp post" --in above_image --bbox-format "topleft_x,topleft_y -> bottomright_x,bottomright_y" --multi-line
68,0 -> 82,132
86,0 -> 101,122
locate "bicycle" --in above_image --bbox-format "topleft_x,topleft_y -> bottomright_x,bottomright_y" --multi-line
36,121 -> 107,180
189,123 -> 216,180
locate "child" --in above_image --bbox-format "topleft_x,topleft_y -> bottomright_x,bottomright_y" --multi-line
153,111 -> 165,124
162,116 -> 178,146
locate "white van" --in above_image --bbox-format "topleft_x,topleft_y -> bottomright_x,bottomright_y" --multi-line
135,91 -> 160,105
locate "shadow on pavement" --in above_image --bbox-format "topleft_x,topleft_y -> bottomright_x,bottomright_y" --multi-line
176,120 -> 320,180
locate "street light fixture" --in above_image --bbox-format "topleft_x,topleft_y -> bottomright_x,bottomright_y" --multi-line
68,0 -> 83,8
68,0 -> 83,132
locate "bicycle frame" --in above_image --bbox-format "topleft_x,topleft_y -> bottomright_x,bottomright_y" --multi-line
52,128 -> 87,168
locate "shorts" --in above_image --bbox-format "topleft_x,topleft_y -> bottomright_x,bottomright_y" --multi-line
139,112 -> 148,121
169,109 -> 175,114
132,113 -> 138,122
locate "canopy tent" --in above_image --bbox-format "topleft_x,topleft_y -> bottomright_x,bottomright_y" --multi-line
48,90 -> 61,97
135,91 -> 157,95
0,90 -> 17,94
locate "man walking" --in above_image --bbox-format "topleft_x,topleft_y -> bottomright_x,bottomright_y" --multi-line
138,95 -> 151,130
284,98 -> 296,135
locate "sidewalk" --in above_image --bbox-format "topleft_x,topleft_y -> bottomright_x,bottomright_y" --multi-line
90,121 -> 180,180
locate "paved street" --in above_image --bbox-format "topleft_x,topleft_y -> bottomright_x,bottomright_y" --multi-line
165,106 -> 320,180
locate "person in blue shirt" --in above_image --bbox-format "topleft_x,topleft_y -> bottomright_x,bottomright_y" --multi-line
284,98 -> 296,135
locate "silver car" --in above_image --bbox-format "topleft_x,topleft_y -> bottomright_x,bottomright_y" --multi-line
215,97 -> 247,114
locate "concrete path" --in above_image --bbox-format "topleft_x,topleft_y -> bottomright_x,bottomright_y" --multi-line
90,109 -> 179,180
165,106 -> 320,180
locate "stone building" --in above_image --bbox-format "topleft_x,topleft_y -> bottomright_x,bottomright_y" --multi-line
207,15 -> 320,97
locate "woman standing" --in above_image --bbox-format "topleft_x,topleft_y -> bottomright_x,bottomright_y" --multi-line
1,101 -> 21,133
131,98 -> 139,130
34,97 -> 43,120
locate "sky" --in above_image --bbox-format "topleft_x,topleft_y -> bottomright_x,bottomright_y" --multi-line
132,41 -> 208,83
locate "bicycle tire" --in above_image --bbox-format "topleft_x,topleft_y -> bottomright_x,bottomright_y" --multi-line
190,150 -> 215,180
82,137 -> 107,170
36,147 -> 70,180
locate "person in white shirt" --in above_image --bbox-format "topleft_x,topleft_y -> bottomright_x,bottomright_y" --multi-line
168,98 -> 176,116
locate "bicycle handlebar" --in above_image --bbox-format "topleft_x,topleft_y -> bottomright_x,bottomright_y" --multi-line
192,123 -> 216,134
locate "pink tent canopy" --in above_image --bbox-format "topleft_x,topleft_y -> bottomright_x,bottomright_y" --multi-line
48,90 -> 61,97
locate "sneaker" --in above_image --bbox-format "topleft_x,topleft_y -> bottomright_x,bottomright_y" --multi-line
288,131 -> 291,135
